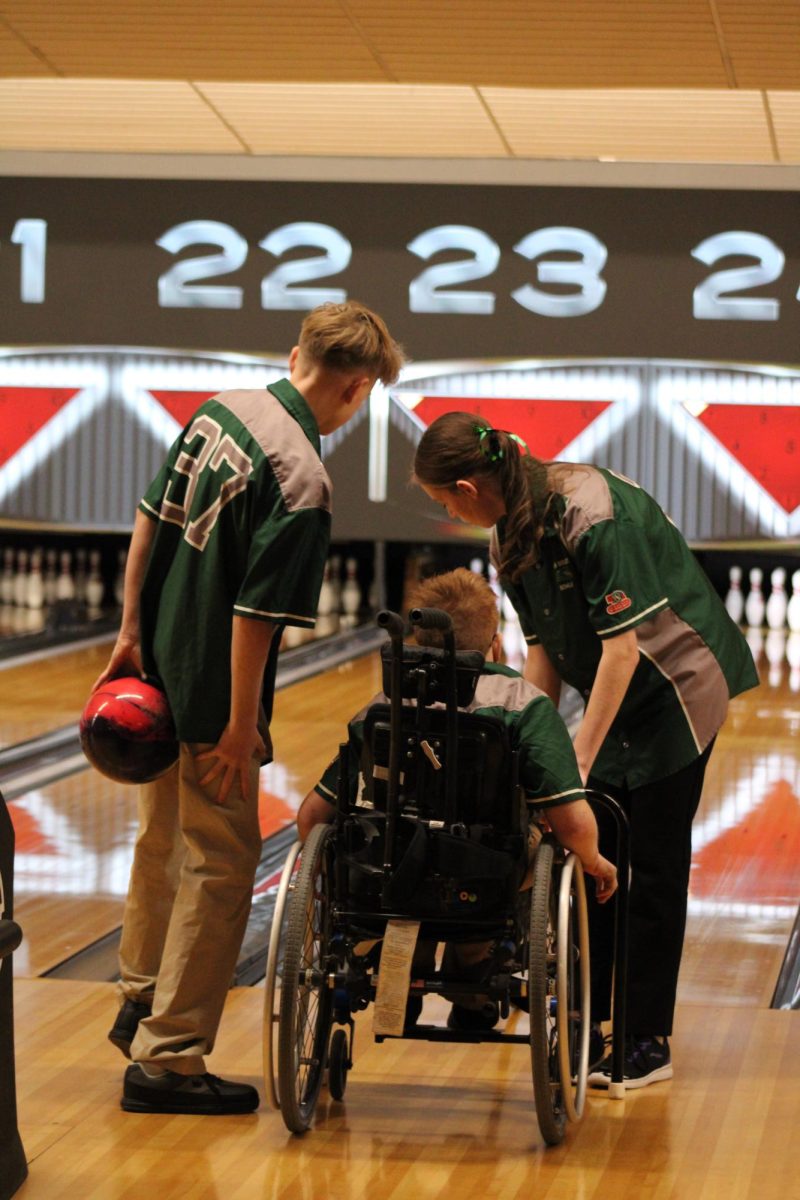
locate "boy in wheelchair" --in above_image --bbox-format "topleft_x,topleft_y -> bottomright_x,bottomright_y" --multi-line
297,568 -> 617,1033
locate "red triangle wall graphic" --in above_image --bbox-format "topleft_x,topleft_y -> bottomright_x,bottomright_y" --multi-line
691,403 -> 800,514
0,387 -> 81,467
413,397 -> 612,460
149,390 -> 217,429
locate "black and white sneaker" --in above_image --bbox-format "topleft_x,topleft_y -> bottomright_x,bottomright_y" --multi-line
588,1036 -> 673,1090
122,1065 -> 260,1114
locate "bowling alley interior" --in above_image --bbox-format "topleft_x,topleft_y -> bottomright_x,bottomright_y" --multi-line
1,4 -> 799,1198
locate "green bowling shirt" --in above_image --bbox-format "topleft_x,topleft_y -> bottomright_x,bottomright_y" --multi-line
492,463 -> 758,788
138,379 -> 331,742
314,660 -> 586,811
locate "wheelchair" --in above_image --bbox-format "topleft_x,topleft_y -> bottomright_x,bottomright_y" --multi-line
263,606 -> 593,1146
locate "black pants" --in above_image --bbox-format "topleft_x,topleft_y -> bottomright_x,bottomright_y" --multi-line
587,739 -> 715,1038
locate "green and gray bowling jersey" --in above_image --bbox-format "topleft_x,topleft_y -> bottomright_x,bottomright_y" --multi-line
139,379 -> 331,741
492,463 -> 758,788
314,660 -> 586,811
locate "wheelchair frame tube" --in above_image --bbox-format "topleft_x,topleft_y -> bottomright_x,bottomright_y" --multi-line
587,788 -> 631,1098
409,608 -> 458,825
377,611 -> 405,906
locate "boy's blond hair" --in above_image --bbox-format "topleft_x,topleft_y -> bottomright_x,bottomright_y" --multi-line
407,567 -> 498,654
299,300 -> 405,385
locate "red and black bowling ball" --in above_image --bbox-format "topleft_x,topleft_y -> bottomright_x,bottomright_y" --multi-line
80,677 -> 178,784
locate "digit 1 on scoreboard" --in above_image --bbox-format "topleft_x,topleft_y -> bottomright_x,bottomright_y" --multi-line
11,218 -> 48,303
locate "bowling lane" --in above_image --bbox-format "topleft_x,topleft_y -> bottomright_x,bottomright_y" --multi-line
679,627 -> 800,1008
0,639 -> 114,749
8,648 -> 382,978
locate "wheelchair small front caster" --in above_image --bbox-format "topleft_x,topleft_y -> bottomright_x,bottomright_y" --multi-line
328,1027 -> 350,1101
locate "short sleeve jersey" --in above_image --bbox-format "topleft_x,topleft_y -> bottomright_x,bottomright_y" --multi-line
138,379 -> 331,742
314,660 -> 586,812
492,463 -> 758,787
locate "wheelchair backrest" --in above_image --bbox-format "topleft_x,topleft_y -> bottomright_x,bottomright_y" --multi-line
361,703 -> 518,832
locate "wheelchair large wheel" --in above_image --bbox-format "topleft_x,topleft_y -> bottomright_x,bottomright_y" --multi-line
277,823 -> 335,1133
528,839 -> 591,1146
262,838 -> 302,1110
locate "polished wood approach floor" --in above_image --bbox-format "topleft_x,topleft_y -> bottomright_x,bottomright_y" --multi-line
5,628 -> 800,1197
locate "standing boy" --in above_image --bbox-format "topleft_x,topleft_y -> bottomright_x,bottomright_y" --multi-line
97,301 -> 403,1114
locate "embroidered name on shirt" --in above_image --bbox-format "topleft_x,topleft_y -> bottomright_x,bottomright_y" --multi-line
605,590 -> 632,615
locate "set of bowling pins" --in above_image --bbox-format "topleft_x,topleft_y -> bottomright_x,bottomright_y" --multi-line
0,543 -> 126,633
725,564 -> 800,692
283,554 -> 363,649
725,565 -> 800,632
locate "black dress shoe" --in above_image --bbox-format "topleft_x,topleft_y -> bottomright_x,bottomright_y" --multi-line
108,1000 -> 151,1059
121,1065 -> 260,1115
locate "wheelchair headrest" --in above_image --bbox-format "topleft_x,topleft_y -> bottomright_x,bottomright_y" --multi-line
380,642 -> 485,707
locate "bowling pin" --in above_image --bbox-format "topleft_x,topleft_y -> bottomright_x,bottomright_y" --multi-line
26,549 -> 44,609
745,624 -> 763,665
724,565 -> 744,624
329,554 -> 342,612
341,557 -> 361,625
86,549 -> 105,610
317,560 -> 335,616
74,547 -> 88,604
55,550 -> 75,601
786,630 -> 800,693
13,549 -> 29,607
766,567 -> 788,630
744,567 -> 765,628
114,548 -> 126,607
765,628 -> 786,688
787,569 -> 800,634
0,548 -> 14,605
281,625 -> 303,650
43,548 -> 58,605
314,613 -> 338,640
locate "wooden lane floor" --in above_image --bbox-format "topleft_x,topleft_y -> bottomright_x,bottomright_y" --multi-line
5,629 -> 798,1000
7,628 -> 800,1195
13,981 -> 800,1199
0,639 -> 115,749
7,643 -> 382,977
679,626 -> 800,1008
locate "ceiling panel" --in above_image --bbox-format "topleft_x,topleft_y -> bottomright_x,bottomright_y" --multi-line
350,0 -> 730,88
0,80 -> 242,152
0,2 -> 387,80
717,1 -> 800,88
483,88 -> 775,162
768,90 -> 800,163
0,2 -> 798,166
200,82 -> 507,156
0,20 -> 51,75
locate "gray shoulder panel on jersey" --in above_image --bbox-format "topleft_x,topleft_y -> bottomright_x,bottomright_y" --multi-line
470,672 -> 546,715
549,462 -> 614,554
217,389 -> 332,514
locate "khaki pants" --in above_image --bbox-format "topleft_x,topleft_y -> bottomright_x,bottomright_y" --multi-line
118,742 -> 262,1074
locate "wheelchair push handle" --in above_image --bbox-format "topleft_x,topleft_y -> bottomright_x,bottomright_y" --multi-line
409,607 -> 453,632
377,609 -> 405,640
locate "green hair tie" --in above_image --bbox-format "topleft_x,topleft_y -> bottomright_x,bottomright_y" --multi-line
475,424 -> 529,462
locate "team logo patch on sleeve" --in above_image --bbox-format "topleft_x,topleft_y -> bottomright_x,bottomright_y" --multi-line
605,590 -> 632,615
